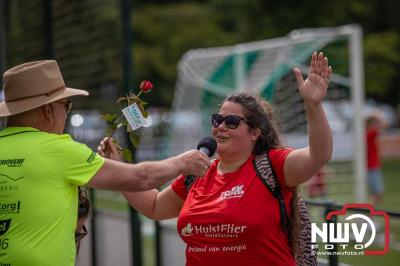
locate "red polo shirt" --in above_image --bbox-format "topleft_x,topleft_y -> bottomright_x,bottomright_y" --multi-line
172,148 -> 295,266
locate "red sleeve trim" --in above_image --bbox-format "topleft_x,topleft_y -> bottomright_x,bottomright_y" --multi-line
171,175 -> 188,200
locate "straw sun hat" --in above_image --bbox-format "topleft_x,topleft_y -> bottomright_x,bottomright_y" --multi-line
0,60 -> 89,117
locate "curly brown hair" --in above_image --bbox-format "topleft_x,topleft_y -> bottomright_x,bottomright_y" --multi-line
224,92 -> 282,154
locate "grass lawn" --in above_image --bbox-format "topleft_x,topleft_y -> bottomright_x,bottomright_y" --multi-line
376,159 -> 400,211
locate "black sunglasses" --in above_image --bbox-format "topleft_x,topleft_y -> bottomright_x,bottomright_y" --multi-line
211,113 -> 247,129
75,224 -> 88,242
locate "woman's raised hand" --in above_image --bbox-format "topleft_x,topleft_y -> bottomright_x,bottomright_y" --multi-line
294,51 -> 332,105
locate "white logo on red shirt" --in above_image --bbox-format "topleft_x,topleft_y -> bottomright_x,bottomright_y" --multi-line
218,185 -> 245,201
181,223 -> 194,236
181,223 -> 247,238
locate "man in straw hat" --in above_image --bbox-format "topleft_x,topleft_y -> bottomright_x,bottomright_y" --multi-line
0,60 -> 210,265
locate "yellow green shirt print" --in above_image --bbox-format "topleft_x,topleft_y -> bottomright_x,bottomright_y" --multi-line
0,127 -> 104,266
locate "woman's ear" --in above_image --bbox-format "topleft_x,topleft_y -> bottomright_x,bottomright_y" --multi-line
251,128 -> 261,142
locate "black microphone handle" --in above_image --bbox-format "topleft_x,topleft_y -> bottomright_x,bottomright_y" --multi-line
184,147 -> 210,191
184,175 -> 197,191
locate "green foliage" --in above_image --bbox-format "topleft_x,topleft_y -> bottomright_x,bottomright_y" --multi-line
122,148 -> 133,162
5,0 -> 46,65
100,79 -> 154,161
205,0 -> 400,105
132,3 -> 237,107
128,132 -> 141,149
364,32 -> 400,97
4,0 -> 400,107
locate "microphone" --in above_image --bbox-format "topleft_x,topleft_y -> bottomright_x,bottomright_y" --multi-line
197,136 -> 217,157
184,136 -> 217,191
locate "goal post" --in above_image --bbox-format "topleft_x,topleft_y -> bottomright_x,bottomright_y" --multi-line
168,24 -> 366,203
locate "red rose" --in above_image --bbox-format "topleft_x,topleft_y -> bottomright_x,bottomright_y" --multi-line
140,80 -> 153,93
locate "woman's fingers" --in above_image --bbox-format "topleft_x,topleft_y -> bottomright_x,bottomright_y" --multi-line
293,68 -> 305,89
315,52 -> 324,74
308,52 -> 318,75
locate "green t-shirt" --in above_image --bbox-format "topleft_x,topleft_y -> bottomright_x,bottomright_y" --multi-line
0,127 -> 105,266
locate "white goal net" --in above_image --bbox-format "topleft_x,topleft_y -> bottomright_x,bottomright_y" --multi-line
167,24 -> 366,203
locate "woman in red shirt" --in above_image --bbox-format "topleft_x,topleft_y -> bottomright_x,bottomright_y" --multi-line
99,51 -> 333,266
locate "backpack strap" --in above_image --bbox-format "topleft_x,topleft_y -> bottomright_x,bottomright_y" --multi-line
253,151 -> 290,233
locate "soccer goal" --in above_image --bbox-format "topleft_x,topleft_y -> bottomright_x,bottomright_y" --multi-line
167,24 -> 366,203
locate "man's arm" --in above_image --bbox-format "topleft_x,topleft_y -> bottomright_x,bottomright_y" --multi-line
87,149 -> 210,192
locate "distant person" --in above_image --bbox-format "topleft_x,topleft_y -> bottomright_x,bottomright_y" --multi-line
0,60 -> 210,266
100,52 -> 333,266
366,113 -> 387,205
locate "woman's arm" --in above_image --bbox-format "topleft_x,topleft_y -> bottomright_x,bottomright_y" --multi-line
122,186 -> 183,221
284,52 -> 333,187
